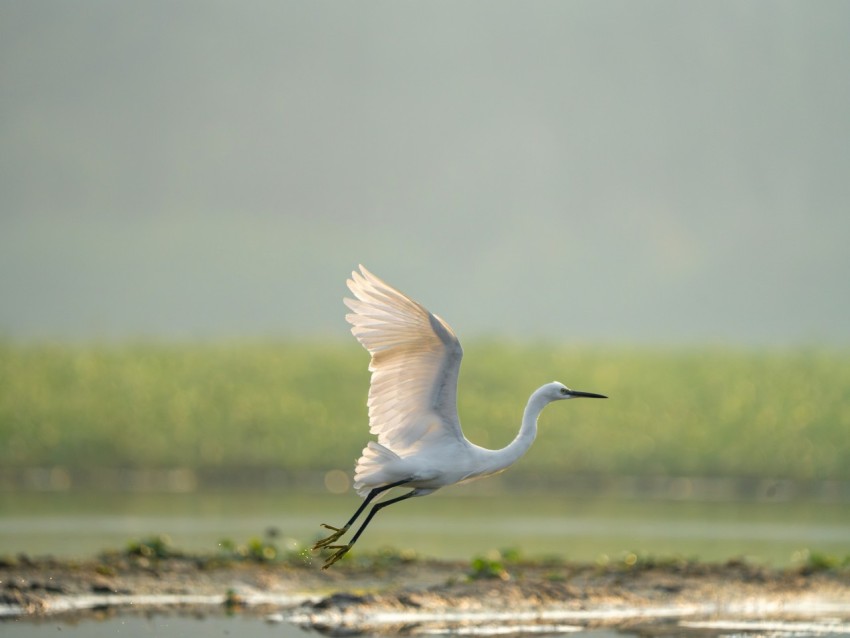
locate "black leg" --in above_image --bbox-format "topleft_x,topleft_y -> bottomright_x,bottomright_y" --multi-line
348,490 -> 416,546
343,478 -> 413,529
312,478 -> 412,550
321,490 -> 417,569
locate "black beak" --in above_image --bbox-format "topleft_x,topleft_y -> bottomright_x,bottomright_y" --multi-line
567,390 -> 607,399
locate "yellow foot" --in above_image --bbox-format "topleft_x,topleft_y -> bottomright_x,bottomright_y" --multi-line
321,544 -> 352,569
312,523 -> 349,550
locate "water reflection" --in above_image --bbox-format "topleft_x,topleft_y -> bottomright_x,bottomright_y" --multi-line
6,612 -> 850,638
2,614 -> 311,638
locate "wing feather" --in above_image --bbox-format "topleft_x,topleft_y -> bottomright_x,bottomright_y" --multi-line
346,265 -> 465,454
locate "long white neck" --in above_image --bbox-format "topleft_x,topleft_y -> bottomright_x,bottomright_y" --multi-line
484,386 -> 553,475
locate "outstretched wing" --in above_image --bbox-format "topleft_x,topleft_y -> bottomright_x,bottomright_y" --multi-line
345,265 -> 465,454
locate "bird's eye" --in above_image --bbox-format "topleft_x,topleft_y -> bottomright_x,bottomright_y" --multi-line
560,387 -> 569,395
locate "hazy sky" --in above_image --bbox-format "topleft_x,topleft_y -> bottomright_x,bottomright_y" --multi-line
2,1 -> 848,344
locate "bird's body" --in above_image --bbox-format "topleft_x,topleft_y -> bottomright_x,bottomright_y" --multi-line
354,383 -> 564,497
313,266 -> 606,568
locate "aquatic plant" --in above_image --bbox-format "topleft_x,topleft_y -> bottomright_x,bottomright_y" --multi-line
795,549 -> 850,573
126,534 -> 178,560
468,548 -> 522,580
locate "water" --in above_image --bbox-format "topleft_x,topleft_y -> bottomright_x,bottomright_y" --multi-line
0,614 -> 626,638
2,614 -> 313,638
2,488 -> 850,637
4,608 -> 850,638
1,488 -> 849,564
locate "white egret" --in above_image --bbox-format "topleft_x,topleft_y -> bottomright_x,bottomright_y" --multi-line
313,265 -> 606,568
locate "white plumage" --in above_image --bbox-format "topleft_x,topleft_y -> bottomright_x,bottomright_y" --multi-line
347,267 -> 463,458
312,265 -> 606,568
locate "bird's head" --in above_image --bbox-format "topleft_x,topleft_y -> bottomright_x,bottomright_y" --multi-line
544,381 -> 607,402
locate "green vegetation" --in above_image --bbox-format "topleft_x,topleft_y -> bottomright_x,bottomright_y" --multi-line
114,532 -> 422,571
6,532 -> 850,576
126,534 -> 180,560
795,549 -> 850,573
468,547 -> 523,580
116,530 -> 304,568
1,341 -> 849,481
217,533 -> 281,563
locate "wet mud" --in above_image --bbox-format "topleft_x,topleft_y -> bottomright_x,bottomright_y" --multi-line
2,553 -> 849,634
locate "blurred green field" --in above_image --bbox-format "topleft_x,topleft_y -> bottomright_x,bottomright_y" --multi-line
1,341 -> 848,482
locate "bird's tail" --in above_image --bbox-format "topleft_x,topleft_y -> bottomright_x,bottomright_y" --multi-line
353,441 -> 401,497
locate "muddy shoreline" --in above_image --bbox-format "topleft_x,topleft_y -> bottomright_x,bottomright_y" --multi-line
2,552 -> 849,633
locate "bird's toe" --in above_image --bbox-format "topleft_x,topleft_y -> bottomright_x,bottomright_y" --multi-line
321,544 -> 352,569
312,524 -> 349,550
